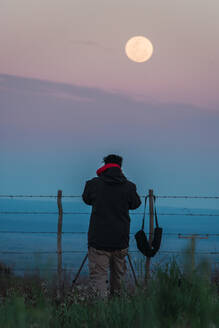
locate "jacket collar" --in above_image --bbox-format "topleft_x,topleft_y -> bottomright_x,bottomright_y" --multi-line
96,163 -> 121,176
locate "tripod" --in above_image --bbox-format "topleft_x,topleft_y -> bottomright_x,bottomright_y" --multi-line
72,252 -> 138,288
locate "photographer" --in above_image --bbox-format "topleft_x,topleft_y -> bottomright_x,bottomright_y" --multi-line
82,154 -> 141,298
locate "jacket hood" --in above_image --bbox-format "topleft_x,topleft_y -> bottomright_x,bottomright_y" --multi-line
99,167 -> 127,185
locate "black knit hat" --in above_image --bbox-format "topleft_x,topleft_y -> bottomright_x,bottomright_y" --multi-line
103,154 -> 123,167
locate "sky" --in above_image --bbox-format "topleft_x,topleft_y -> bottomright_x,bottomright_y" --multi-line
1,0 -> 219,207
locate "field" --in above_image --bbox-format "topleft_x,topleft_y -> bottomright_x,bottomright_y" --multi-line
1,242 -> 219,328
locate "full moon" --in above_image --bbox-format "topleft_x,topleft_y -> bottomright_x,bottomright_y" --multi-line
125,36 -> 154,63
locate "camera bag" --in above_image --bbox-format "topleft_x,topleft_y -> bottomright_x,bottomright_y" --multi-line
135,195 -> 162,257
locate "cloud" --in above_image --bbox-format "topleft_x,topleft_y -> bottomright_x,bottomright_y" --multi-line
0,74 -> 95,102
71,40 -> 112,51
1,73 -> 219,154
0,73 -> 120,101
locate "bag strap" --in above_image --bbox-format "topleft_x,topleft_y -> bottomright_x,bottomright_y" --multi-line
141,196 -> 148,230
153,196 -> 159,228
141,195 -> 159,231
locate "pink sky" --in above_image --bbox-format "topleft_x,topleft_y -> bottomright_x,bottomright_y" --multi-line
1,0 -> 219,109
1,0 -> 219,197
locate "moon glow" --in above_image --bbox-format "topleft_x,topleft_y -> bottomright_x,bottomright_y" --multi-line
125,36 -> 154,63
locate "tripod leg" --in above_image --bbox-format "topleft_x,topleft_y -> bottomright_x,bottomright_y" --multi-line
127,253 -> 138,286
72,253 -> 88,287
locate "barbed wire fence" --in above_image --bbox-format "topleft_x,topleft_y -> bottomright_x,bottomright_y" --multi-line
1,191 -> 219,279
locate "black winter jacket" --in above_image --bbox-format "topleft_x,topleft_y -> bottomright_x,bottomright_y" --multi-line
82,167 -> 141,250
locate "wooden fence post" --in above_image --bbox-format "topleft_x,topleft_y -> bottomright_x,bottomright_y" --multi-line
57,190 -> 63,299
145,189 -> 154,282
178,234 -> 208,271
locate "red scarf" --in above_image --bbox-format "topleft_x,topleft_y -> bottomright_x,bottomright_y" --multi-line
96,163 -> 121,176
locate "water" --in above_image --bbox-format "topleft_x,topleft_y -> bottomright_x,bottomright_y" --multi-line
0,198 -> 219,276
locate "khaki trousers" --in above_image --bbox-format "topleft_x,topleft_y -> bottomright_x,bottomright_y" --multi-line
88,246 -> 128,298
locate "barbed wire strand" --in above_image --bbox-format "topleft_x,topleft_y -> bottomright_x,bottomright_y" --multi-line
157,196 -> 219,199
0,195 -> 81,198
0,211 -> 219,216
0,231 -> 219,236
1,194 -> 219,199
1,250 -> 219,255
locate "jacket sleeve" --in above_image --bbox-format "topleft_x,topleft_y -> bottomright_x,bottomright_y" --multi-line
82,180 -> 95,205
128,184 -> 142,210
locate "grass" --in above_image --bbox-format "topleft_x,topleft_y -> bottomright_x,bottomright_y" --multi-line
1,242 -> 219,328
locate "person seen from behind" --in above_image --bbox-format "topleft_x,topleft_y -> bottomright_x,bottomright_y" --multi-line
82,154 -> 141,298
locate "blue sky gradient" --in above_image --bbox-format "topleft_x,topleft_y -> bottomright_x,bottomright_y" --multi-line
1,74 -> 219,202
